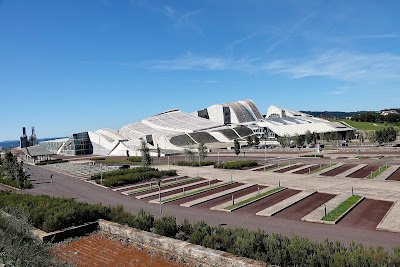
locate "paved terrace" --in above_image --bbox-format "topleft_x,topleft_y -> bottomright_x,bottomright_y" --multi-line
156,164 -> 400,202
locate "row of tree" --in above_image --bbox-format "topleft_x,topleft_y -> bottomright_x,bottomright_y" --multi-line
183,143 -> 208,162
0,151 -> 30,188
277,130 -> 356,147
369,126 -> 398,145
351,112 -> 400,123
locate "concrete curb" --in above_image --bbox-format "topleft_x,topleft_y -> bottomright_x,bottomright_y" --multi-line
180,183 -> 255,207
341,164 -> 368,178
256,190 -> 316,217
317,163 -> 344,176
305,195 -> 364,225
84,180 -> 109,189
211,186 -> 285,212
112,175 -> 185,192
134,179 -> 208,199
0,183 -> 21,191
376,201 -> 400,232
150,181 -> 232,204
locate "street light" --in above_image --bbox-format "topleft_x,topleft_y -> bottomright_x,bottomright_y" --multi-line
50,174 -> 54,197
157,178 -> 162,215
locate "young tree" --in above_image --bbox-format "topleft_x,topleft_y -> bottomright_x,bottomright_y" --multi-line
253,135 -> 260,146
139,140 -> 152,166
234,139 -> 241,156
293,134 -> 305,147
198,143 -> 207,161
304,130 -> 313,144
184,149 -> 195,161
247,136 -> 254,147
277,134 -> 291,147
156,144 -> 161,164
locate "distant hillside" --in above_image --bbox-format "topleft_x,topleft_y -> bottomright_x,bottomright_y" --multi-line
300,111 -> 372,119
0,137 -> 67,149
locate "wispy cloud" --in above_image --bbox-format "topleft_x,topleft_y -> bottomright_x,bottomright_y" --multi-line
265,51 -> 400,81
162,5 -> 202,33
144,52 -> 230,70
327,86 -> 351,96
266,10 -> 318,53
143,52 -> 259,71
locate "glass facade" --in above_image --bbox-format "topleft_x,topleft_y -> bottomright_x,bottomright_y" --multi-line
59,132 -> 93,155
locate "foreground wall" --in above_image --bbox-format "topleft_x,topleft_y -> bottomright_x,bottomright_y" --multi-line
98,220 -> 265,267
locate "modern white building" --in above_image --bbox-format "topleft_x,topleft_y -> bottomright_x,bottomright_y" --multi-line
193,99 -> 263,124
39,100 -> 355,156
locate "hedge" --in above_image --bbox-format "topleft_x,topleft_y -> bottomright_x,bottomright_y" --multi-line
35,159 -> 68,165
214,160 -> 258,169
97,170 -> 177,187
173,161 -> 216,167
91,166 -> 156,180
0,178 -> 32,189
1,191 -> 400,266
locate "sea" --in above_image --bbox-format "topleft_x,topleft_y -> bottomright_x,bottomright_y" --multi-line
0,137 -> 66,149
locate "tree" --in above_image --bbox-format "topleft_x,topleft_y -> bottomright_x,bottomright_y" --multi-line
184,149 -> 195,161
277,134 -> 291,147
253,135 -> 260,146
247,136 -> 254,147
234,139 -> 241,156
198,143 -> 207,161
304,130 -> 313,144
139,140 -> 152,166
157,144 -> 161,158
293,134 -> 305,147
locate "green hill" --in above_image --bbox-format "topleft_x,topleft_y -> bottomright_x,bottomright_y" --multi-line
339,120 -> 400,131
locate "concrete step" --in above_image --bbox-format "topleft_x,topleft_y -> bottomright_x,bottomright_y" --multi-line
256,190 -> 316,217
180,183 -> 255,207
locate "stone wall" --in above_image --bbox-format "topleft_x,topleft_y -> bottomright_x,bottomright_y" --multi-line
98,219 -> 265,267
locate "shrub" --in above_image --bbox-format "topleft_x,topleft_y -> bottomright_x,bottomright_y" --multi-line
99,170 -> 177,187
0,209 -> 67,266
299,154 -> 324,158
127,156 -> 142,162
153,215 -> 178,238
214,160 -> 258,170
35,159 -> 68,165
91,166 -> 157,180
173,161 -> 216,167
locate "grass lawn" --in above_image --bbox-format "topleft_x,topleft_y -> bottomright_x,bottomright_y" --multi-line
338,120 -> 400,131
368,165 -> 390,179
161,182 -> 233,204
126,177 -> 199,195
225,187 -> 284,210
322,195 -> 362,222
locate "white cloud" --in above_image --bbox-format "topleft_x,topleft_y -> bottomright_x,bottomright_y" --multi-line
264,51 -> 400,81
144,53 -> 229,70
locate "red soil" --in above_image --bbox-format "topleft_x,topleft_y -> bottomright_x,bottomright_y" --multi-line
338,199 -> 393,229
53,233 -> 185,267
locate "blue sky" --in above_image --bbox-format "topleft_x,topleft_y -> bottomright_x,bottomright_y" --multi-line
1,0 -> 400,141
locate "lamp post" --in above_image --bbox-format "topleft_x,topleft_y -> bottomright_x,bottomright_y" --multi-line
158,179 -> 162,215
50,174 -> 54,197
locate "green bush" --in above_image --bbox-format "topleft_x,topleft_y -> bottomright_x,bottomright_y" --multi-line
299,154 -> 324,158
0,209 -> 67,267
173,161 -> 216,167
91,166 -> 157,180
99,170 -> 177,187
127,156 -> 142,162
1,191 -> 400,266
153,215 -> 178,238
35,159 -> 68,165
0,178 -> 32,189
214,160 -> 258,169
